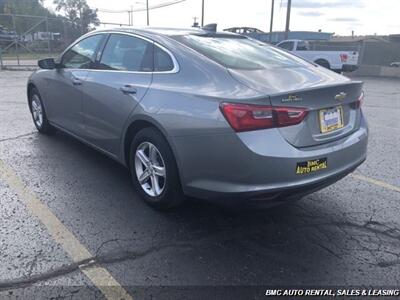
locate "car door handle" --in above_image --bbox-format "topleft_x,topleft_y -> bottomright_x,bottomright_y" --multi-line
120,85 -> 137,95
71,76 -> 83,86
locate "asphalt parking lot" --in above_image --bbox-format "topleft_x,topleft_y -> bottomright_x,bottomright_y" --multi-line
0,71 -> 399,299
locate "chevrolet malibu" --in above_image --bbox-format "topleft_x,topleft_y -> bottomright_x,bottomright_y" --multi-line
27,27 -> 368,210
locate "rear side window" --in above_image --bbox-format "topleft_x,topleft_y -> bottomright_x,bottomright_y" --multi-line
277,41 -> 294,51
172,35 -> 308,70
296,41 -> 309,51
99,34 -> 153,72
62,34 -> 104,69
154,46 -> 174,72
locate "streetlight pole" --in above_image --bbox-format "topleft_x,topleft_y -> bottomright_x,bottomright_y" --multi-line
201,0 -> 204,27
146,0 -> 149,26
284,0 -> 291,40
269,0 -> 274,43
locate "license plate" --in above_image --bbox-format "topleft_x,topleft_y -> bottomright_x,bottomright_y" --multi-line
319,106 -> 344,133
296,158 -> 328,175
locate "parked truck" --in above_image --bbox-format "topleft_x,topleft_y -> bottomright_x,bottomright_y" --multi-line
276,39 -> 359,72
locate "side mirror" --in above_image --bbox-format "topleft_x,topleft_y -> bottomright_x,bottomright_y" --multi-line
38,58 -> 61,69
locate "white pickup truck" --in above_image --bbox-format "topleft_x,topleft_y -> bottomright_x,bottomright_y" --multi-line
276,39 -> 359,72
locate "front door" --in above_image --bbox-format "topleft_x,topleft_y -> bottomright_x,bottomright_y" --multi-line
45,34 -> 106,135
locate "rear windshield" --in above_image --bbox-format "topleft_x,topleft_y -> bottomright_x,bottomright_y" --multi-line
172,34 -> 309,70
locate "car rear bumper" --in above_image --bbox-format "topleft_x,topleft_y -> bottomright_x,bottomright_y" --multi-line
342,64 -> 358,72
185,156 -> 365,203
173,114 -> 368,201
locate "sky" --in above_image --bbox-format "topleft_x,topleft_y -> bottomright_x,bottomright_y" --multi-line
44,0 -> 400,36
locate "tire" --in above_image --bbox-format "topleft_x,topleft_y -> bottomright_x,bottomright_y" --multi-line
129,127 -> 184,210
29,88 -> 55,134
315,59 -> 330,70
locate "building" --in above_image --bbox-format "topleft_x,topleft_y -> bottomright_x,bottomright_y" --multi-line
223,27 -> 333,44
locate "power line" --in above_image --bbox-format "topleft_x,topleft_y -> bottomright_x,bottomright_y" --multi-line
97,9 -> 130,13
97,0 -> 186,14
97,0 -> 186,26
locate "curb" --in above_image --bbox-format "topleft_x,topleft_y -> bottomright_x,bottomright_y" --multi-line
349,65 -> 400,79
1,66 -> 38,71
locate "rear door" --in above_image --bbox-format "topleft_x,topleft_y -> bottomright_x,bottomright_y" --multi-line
81,33 -> 154,155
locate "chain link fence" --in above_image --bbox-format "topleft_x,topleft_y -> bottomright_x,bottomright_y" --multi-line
0,13 -> 81,68
1,13 -> 400,69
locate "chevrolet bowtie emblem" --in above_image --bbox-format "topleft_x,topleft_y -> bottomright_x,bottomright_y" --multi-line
335,92 -> 347,101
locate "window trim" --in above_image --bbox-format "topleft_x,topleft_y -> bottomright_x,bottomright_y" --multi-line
59,31 -> 179,74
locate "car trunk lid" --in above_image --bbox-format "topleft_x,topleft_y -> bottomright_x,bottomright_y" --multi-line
270,82 -> 363,148
228,66 -> 363,148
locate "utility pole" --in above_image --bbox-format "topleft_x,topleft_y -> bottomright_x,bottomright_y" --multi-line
146,0 -> 149,26
284,0 -> 291,40
130,5 -> 133,26
128,6 -> 133,26
269,0 -> 274,43
201,0 -> 204,27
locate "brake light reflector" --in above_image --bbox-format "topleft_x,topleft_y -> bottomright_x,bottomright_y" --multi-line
220,102 -> 308,132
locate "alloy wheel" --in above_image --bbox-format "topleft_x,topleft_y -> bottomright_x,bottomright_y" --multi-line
134,142 -> 166,197
31,94 -> 43,128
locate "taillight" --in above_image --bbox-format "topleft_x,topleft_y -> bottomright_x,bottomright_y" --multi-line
220,102 -> 308,132
351,92 -> 364,109
340,53 -> 348,63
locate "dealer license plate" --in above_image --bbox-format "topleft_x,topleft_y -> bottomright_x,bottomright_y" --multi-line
319,106 -> 344,133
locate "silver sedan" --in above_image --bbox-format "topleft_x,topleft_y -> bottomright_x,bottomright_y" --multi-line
27,27 -> 368,209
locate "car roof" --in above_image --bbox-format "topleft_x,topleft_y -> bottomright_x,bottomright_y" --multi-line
92,26 -> 240,39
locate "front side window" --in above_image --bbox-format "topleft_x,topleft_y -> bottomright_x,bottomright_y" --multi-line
62,34 -> 104,69
172,35 -> 308,70
99,34 -> 153,72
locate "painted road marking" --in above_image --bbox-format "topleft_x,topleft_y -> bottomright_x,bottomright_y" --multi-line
351,173 -> 400,193
0,159 -> 133,300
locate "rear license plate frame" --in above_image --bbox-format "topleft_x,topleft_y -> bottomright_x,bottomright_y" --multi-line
319,106 -> 344,133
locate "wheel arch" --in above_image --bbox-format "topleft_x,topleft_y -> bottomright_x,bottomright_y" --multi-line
122,117 -> 184,187
27,82 -> 37,112
314,58 -> 331,69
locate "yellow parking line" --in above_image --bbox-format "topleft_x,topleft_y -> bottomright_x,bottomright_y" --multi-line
351,173 -> 400,193
0,159 -> 133,300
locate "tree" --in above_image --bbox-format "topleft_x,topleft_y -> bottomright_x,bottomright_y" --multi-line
0,0 -> 56,34
53,0 -> 99,34
1,0 -> 48,16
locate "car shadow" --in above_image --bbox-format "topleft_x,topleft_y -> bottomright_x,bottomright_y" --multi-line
29,130 -> 352,287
